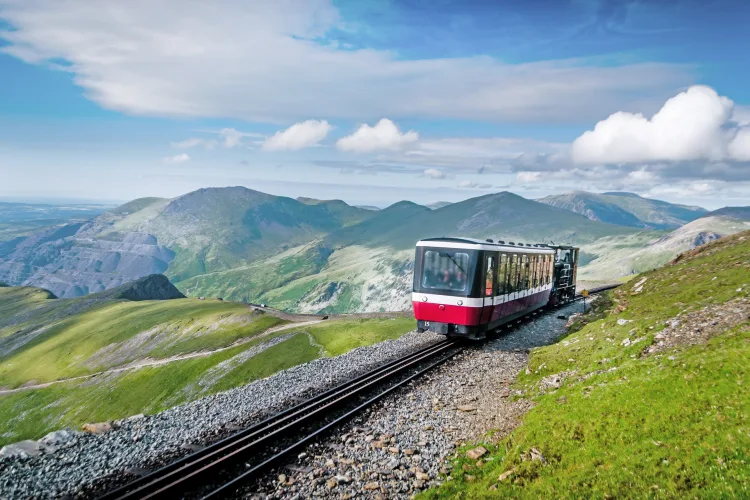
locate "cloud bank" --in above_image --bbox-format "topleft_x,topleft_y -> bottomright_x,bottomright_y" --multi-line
0,0 -> 693,123
572,85 -> 750,164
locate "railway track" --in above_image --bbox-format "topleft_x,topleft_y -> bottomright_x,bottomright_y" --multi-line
98,284 -> 618,500
98,339 -> 464,500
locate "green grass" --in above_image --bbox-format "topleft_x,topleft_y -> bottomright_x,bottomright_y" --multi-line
0,332 -> 304,445
211,332 -> 321,392
0,309 -> 417,445
422,231 -> 750,499
174,242 -> 333,304
0,298 -> 285,387
306,317 -> 415,356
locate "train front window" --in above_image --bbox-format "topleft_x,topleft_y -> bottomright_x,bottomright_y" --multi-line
421,250 -> 471,292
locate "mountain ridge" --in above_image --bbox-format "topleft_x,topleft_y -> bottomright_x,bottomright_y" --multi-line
538,191 -> 707,229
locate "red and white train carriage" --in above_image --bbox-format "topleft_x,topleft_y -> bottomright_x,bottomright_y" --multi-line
412,237 -> 578,339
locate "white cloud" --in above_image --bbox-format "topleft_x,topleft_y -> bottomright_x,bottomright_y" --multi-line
337,119 -> 418,153
171,137 -> 217,149
0,0 -> 693,123
171,128 -> 262,150
262,120 -> 332,151
732,105 -> 750,126
515,171 -> 542,182
163,153 -> 190,164
423,168 -> 445,179
456,180 -> 491,189
571,85 -> 749,164
220,128 -> 244,148
625,169 -> 656,183
728,127 -> 750,161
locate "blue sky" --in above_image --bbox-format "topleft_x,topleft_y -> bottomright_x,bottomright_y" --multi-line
1,0 -> 749,208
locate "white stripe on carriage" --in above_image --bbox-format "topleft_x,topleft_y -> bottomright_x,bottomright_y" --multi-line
412,283 -> 552,308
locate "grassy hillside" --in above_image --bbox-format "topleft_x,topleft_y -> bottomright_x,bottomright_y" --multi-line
174,241 -> 334,304
424,231 -> 750,498
0,283 -> 417,445
296,197 -> 376,227
0,290 -> 285,387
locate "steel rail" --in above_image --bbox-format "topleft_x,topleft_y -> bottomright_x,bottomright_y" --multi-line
98,339 -> 460,500
202,346 -> 463,499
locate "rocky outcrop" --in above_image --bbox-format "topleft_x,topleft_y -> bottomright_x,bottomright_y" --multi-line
0,226 -> 176,298
100,274 -> 185,301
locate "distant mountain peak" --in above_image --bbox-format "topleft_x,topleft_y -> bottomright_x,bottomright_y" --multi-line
538,191 -> 706,229
602,191 -> 643,198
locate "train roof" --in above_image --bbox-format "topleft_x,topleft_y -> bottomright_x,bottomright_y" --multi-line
416,237 -> 564,253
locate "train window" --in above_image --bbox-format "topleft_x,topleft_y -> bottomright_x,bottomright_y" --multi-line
538,256 -> 543,287
497,253 -> 507,294
533,255 -> 539,288
547,255 -> 552,284
485,255 -> 495,297
519,255 -> 527,291
421,250 -> 471,292
507,254 -> 516,293
528,255 -> 533,290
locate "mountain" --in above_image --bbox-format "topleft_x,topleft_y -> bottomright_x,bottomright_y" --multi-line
326,201 -> 431,248
703,206 -> 750,220
296,197 -> 376,227
0,187 -> 360,297
538,191 -> 707,229
359,191 -> 634,250
426,201 -> 452,210
0,187 -> 641,311
4,186 -> 704,313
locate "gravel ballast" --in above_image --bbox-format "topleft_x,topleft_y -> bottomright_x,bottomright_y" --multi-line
0,329 -> 443,498
0,301 -> 585,499
245,302 -> 586,499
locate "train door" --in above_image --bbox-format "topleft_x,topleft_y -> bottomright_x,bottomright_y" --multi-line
481,253 -> 496,323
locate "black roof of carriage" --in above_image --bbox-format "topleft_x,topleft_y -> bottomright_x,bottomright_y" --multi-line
417,237 -> 578,251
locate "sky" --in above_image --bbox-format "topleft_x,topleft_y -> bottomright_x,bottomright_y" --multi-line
0,0 -> 749,209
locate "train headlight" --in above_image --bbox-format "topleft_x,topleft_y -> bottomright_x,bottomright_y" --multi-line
457,300 -> 463,306
421,296 -> 428,302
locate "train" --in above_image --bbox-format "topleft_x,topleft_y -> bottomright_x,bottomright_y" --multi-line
412,237 -> 579,339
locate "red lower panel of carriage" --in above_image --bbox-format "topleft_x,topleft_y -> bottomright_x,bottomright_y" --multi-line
413,289 -> 551,327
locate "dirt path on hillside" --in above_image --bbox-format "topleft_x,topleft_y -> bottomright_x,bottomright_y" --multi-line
0,319 -> 328,396
0,308 -> 412,396
251,304 -> 411,321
